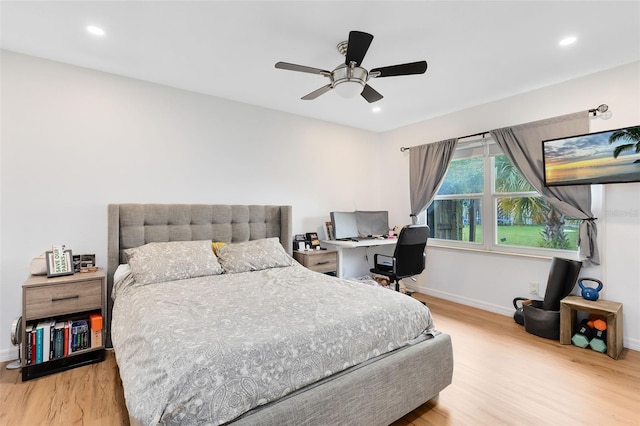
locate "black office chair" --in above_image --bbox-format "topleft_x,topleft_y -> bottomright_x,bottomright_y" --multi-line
370,225 -> 430,292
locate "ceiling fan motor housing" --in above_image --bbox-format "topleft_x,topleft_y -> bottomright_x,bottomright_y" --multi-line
332,64 -> 367,96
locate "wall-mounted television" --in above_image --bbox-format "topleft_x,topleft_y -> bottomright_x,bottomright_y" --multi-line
542,125 -> 640,186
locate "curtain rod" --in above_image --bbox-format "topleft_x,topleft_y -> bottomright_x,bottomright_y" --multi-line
399,104 -> 608,152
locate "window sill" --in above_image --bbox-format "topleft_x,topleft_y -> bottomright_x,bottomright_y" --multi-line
426,241 -> 581,262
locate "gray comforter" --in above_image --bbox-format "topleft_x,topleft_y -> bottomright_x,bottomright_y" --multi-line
112,264 -> 434,425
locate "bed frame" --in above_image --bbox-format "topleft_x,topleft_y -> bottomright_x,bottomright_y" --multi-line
107,203 -> 453,426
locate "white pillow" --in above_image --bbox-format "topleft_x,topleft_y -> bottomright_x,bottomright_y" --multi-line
29,253 -> 48,275
113,263 -> 131,283
111,264 -> 134,301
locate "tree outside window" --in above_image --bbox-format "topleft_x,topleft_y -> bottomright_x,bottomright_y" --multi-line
427,157 -> 483,243
422,143 -> 579,254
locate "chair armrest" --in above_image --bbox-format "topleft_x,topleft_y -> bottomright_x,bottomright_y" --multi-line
512,297 -> 533,309
373,253 -> 393,267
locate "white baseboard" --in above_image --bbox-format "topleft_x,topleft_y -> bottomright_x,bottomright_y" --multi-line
409,285 -> 640,352
0,347 -> 18,364
623,337 -> 640,352
410,285 -> 515,317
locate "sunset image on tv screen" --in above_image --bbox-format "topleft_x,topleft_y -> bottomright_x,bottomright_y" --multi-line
543,126 -> 640,186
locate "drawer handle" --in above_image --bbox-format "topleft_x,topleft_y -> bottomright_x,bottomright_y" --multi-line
51,295 -> 80,302
316,261 -> 330,265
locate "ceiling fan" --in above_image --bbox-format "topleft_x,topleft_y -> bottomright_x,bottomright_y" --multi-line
275,30 -> 427,103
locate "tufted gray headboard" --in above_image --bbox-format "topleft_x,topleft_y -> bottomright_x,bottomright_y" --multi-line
106,203 -> 292,347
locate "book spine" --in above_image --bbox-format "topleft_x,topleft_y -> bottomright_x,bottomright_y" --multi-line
71,321 -> 79,352
35,326 -> 43,364
24,325 -> 33,365
82,322 -> 89,350
49,322 -> 55,360
64,321 -> 70,356
68,320 -> 73,354
54,325 -> 64,359
50,325 -> 57,359
31,330 -> 36,364
42,323 -> 51,362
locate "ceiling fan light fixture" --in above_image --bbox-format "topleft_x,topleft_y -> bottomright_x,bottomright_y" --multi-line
333,80 -> 365,98
332,64 -> 367,98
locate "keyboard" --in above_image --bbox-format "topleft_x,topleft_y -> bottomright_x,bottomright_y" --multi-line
343,235 -> 387,242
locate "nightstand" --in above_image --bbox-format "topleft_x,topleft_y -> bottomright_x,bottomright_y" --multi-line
293,249 -> 338,275
21,269 -> 107,381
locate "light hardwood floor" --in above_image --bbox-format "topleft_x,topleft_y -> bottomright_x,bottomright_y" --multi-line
1,295 -> 639,425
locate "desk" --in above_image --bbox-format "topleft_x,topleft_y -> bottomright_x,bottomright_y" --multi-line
321,239 -> 397,278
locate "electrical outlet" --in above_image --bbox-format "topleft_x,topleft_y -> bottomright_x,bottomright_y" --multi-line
529,282 -> 539,295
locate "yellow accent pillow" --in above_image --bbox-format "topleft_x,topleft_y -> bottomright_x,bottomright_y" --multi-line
211,242 -> 227,256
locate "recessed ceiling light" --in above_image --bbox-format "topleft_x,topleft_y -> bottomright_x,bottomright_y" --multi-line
372,107 -> 381,113
86,25 -> 105,36
559,36 -> 577,46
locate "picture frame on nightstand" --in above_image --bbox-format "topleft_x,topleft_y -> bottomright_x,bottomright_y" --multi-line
294,234 -> 307,251
324,221 -> 334,240
306,232 -> 320,249
46,247 -> 74,277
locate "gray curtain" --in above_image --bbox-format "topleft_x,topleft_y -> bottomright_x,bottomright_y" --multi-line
409,138 -> 458,224
490,111 -> 599,264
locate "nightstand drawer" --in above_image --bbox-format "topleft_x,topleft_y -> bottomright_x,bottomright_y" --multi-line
306,252 -> 337,268
24,280 -> 103,319
293,250 -> 337,274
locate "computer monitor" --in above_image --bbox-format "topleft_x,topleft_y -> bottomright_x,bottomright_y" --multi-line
330,210 -> 390,240
330,212 -> 359,240
356,211 -> 389,236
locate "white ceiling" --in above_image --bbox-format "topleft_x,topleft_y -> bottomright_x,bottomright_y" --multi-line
2,1 -> 639,133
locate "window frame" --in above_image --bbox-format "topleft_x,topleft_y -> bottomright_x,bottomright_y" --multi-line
420,138 -> 581,259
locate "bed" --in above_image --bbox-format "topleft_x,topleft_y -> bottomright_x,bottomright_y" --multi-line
107,204 -> 453,426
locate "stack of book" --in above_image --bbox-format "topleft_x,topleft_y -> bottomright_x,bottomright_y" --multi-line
24,314 -> 102,365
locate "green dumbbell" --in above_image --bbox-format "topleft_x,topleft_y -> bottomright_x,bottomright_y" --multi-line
589,319 -> 607,353
571,319 -> 593,348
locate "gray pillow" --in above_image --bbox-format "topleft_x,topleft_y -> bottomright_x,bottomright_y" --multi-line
125,240 -> 223,285
217,238 -> 294,273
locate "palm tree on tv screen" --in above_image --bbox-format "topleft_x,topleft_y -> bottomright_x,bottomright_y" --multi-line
608,127 -> 640,158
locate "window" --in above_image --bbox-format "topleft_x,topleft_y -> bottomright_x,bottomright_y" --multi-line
420,138 -> 579,255
425,157 -> 483,244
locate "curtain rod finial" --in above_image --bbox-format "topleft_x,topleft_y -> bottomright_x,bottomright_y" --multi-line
400,147 -> 409,152
590,104 -> 608,116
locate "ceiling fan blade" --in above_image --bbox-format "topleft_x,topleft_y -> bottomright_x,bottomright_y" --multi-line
275,62 -> 331,75
370,61 -> 428,77
361,84 -> 383,103
301,84 -> 332,100
345,31 -> 374,66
